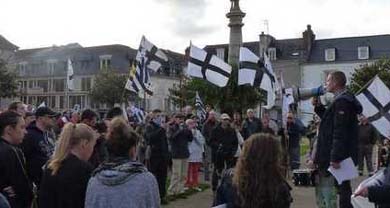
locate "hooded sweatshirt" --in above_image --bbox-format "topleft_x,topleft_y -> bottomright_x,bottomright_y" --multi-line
85,158 -> 160,208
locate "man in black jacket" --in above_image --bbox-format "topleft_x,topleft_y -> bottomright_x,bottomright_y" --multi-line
0,111 -> 33,208
242,109 -> 262,140
21,107 -> 58,188
144,109 -> 169,202
313,71 -> 362,208
210,113 -> 238,192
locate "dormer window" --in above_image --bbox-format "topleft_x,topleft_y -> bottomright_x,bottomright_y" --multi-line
358,46 -> 369,60
268,47 -> 276,61
216,48 -> 225,60
99,55 -> 112,69
325,48 -> 336,62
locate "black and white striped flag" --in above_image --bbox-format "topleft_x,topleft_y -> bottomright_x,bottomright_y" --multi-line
187,44 -> 232,87
125,36 -> 168,96
239,47 -> 276,109
195,91 -> 207,122
130,106 -> 146,124
356,76 -> 390,138
67,58 -> 74,90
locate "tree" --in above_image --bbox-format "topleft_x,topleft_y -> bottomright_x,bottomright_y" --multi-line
349,58 -> 390,94
0,59 -> 18,98
169,64 -> 264,114
90,69 -> 132,107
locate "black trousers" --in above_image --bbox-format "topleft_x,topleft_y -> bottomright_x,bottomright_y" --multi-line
212,156 -> 235,191
336,180 -> 353,208
149,158 -> 168,198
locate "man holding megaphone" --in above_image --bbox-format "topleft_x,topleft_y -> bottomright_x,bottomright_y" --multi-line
312,71 -> 363,208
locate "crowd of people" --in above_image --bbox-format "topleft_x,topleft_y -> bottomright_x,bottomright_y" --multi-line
0,71 -> 390,208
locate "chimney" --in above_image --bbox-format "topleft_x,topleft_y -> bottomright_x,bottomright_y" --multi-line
259,31 -> 274,58
303,24 -> 315,55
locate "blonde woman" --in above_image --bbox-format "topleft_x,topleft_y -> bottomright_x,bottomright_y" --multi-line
39,123 -> 96,208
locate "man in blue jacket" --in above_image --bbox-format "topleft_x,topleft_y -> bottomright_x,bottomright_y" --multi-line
313,71 -> 362,208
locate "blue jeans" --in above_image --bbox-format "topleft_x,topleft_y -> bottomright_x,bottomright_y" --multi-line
289,146 -> 300,170
315,170 -> 337,208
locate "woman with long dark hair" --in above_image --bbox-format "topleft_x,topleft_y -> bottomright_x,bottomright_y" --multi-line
215,133 -> 293,208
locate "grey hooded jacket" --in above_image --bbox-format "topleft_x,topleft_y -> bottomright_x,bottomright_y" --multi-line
85,160 -> 160,208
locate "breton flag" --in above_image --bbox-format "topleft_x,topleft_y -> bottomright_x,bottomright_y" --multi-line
239,47 -> 276,109
195,91 -> 207,122
67,59 -> 74,90
38,101 -> 46,108
187,44 -> 232,87
130,106 -> 146,124
356,76 -> 390,138
126,36 -> 168,96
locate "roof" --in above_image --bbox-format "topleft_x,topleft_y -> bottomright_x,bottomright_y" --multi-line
0,35 -> 18,51
308,34 -> 390,63
204,38 -> 307,61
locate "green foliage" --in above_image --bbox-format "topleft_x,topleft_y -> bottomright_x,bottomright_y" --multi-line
90,69 -> 132,107
169,65 -> 264,114
0,59 -> 18,98
349,58 -> 390,94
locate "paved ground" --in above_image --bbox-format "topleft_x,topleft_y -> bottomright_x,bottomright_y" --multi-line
163,176 -> 367,208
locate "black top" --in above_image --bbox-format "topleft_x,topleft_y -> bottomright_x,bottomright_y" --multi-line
21,121 -> 56,187
39,154 -> 93,208
242,117 -> 263,140
169,125 -> 193,159
144,122 -> 169,161
0,138 -> 33,208
210,124 -> 238,163
314,91 -> 363,169
214,169 -> 292,208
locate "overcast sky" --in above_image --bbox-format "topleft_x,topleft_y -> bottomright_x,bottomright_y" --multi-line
1,0 -> 390,53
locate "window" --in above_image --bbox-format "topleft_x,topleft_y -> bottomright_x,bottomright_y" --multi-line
28,96 -> 34,105
268,48 -> 277,60
28,80 -> 34,89
37,80 -> 49,92
18,62 -> 27,75
99,55 -> 112,69
59,96 -> 65,109
53,79 -> 65,92
358,46 -> 369,60
325,48 -> 336,61
50,96 -> 56,108
81,77 -> 92,91
69,96 -> 82,109
47,60 -> 57,75
216,48 -> 225,60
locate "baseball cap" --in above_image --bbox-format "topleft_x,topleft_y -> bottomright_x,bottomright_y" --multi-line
35,107 -> 59,118
220,113 -> 231,120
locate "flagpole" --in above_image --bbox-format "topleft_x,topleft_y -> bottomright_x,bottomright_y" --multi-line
143,91 -> 147,110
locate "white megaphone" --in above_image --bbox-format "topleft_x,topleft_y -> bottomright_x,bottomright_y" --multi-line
292,85 -> 334,105
292,86 -> 326,101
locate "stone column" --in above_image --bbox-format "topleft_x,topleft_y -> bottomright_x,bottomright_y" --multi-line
226,0 -> 245,65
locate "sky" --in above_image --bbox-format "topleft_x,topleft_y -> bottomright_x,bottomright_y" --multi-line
1,0 -> 390,53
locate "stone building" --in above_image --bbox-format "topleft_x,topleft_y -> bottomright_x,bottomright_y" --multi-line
300,34 -> 390,123
0,39 -> 184,112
